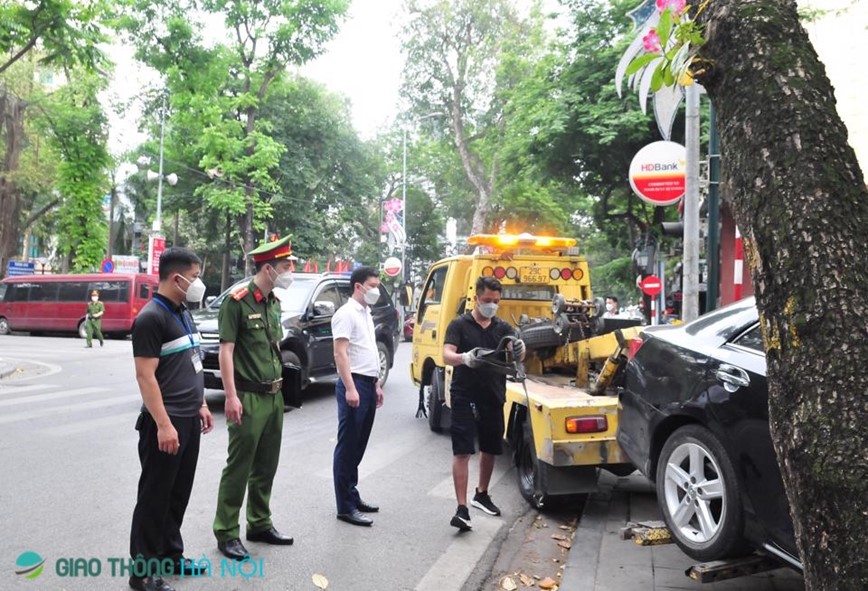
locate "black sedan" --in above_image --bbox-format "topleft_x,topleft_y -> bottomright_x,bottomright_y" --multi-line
617,297 -> 800,570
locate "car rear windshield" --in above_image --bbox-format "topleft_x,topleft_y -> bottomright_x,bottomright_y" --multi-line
684,297 -> 758,341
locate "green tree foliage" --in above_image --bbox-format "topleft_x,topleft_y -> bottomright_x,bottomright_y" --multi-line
40,73 -> 112,271
0,0 -> 113,276
400,0 -> 527,235
120,0 -> 349,280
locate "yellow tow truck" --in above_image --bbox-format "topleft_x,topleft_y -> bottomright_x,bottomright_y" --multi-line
410,233 -> 642,507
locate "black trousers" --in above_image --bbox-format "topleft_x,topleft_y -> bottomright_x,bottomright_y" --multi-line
130,412 -> 201,569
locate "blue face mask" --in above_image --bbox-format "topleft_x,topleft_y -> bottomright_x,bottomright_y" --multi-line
477,302 -> 498,319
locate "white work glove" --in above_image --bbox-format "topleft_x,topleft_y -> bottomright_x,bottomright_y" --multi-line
512,338 -> 526,359
462,348 -> 481,368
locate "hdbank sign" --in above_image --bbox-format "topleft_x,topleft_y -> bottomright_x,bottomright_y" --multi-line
628,141 -> 686,206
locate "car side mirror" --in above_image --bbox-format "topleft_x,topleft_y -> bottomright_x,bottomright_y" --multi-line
204,295 -> 216,307
312,300 -> 336,316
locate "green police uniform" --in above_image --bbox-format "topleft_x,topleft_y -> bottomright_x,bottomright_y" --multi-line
85,298 -> 105,347
213,236 -> 294,542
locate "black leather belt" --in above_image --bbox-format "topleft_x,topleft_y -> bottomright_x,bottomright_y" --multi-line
234,377 -> 283,394
351,373 -> 378,384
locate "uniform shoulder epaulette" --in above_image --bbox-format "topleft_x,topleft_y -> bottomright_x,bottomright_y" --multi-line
231,286 -> 250,301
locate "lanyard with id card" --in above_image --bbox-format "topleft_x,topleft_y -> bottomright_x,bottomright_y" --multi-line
153,297 -> 203,373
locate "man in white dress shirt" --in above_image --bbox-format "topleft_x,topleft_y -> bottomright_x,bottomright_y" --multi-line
331,266 -> 384,526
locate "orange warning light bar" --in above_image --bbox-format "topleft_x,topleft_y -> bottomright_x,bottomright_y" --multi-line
467,233 -> 577,250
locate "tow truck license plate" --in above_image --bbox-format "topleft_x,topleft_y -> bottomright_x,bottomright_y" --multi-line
520,266 -> 548,284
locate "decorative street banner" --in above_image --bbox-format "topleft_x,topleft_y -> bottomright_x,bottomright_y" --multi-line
147,236 -> 166,276
628,141 -> 686,206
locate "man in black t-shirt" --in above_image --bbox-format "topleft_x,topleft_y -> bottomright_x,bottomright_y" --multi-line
129,247 -> 212,591
442,276 -> 525,532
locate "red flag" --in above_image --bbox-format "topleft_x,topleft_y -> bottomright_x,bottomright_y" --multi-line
303,260 -> 311,272
313,259 -> 319,273
326,258 -> 332,272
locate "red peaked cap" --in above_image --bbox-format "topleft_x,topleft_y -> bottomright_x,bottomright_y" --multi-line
250,235 -> 296,264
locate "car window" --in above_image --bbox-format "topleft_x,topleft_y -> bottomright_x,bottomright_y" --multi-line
0,283 -> 6,301
684,297 -> 757,341
422,266 -> 447,305
313,283 -> 342,310
733,324 -> 764,353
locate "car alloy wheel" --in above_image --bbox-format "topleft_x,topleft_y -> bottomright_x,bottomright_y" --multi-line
656,425 -> 747,561
0,317 -> 9,335
376,341 -> 390,387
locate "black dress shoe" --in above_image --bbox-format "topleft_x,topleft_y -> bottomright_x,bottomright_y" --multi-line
217,538 -> 250,560
129,576 -> 176,591
357,499 -> 379,513
174,557 -> 205,576
246,526 -> 294,545
337,509 -> 373,526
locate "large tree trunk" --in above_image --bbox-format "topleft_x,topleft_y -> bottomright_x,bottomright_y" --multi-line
0,90 -> 26,277
696,1 -> 868,588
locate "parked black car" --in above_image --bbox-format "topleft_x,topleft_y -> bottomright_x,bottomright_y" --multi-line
617,297 -> 800,570
191,273 -> 400,392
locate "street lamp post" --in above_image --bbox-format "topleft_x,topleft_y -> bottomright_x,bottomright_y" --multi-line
401,128 -> 408,282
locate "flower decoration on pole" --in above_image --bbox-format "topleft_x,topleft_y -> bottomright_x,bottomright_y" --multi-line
621,0 -> 707,96
380,197 -> 406,253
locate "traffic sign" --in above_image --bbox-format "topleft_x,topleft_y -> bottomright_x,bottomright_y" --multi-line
6,260 -> 35,277
640,275 -> 662,297
383,256 -> 402,277
101,258 -> 114,273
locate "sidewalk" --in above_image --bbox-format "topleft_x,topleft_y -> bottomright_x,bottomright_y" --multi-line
561,472 -> 805,590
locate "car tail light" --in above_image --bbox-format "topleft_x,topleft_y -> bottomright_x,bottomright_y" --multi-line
626,336 -> 645,360
565,415 -> 608,434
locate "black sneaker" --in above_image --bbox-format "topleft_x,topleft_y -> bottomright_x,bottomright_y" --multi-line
450,504 -> 472,531
129,576 -> 175,591
471,488 -> 501,516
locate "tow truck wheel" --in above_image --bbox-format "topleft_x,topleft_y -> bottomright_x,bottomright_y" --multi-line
516,420 -> 545,509
427,368 -> 444,433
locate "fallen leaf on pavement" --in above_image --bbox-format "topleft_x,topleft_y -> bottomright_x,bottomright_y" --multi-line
519,573 -> 534,586
550,534 -> 568,541
557,541 -> 572,550
500,575 -> 518,590
538,576 -> 559,589
312,573 -> 328,589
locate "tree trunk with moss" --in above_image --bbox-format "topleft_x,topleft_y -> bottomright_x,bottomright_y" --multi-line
696,1 -> 868,588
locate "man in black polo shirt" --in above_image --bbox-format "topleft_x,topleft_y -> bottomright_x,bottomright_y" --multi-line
443,276 -> 525,531
129,247 -> 213,591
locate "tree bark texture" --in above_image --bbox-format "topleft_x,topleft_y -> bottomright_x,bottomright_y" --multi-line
0,90 -> 25,277
696,1 -> 868,588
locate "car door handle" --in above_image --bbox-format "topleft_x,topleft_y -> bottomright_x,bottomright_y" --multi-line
716,364 -> 750,389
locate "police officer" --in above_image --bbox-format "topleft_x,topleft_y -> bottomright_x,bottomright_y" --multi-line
86,290 -> 105,347
213,235 -> 297,560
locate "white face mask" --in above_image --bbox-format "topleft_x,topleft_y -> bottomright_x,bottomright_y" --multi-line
91,296 -> 98,302
363,285 -> 381,305
177,274 -> 206,303
269,266 -> 294,289
477,302 -> 498,319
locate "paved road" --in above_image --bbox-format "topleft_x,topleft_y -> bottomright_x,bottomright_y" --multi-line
0,334 -> 533,591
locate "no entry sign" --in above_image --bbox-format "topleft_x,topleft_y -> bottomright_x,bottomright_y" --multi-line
629,141 -> 686,206
640,275 -> 663,297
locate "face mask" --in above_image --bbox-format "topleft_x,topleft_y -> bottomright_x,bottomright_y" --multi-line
363,286 -> 381,305
270,266 -> 294,289
477,302 -> 498,319
177,274 -> 206,303
91,297 -> 98,302
607,303 -> 617,312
